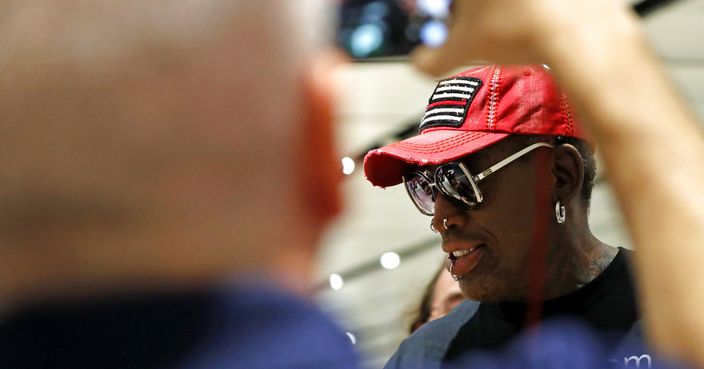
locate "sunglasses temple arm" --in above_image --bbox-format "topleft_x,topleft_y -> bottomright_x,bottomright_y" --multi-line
473,142 -> 554,182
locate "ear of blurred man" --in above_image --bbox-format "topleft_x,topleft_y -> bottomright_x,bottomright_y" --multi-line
261,52 -> 346,295
299,52 -> 345,231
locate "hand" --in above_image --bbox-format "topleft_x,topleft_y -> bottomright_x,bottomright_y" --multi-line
412,0 -> 638,76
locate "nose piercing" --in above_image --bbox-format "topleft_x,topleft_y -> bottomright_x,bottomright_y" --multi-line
442,218 -> 449,230
430,221 -> 438,233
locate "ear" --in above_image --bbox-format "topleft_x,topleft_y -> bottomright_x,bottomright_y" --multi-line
551,143 -> 584,206
298,52 -> 345,227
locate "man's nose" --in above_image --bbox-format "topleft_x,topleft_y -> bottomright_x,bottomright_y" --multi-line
433,193 -> 466,231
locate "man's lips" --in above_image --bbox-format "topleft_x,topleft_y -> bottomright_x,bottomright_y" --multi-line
445,242 -> 486,277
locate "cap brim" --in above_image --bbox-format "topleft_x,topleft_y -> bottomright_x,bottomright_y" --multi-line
363,130 -> 510,187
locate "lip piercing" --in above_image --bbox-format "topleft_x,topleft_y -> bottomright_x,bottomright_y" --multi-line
442,218 -> 449,230
450,263 -> 461,281
446,257 -> 462,281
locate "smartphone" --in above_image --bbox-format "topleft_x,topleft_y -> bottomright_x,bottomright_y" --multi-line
336,0 -> 452,60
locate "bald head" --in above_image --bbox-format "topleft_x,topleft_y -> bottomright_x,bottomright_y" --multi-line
0,0 -> 338,302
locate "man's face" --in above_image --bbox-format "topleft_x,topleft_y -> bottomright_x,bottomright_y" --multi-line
418,138 -> 553,302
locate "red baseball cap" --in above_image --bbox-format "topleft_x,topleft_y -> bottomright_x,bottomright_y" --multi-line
363,64 -> 588,188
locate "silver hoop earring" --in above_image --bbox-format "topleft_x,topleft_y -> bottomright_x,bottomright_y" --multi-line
555,201 -> 566,224
442,218 -> 449,230
430,221 -> 438,233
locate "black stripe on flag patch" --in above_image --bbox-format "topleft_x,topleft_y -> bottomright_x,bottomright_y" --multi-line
419,77 -> 483,132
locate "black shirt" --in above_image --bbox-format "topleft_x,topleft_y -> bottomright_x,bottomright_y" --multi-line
444,248 -> 639,363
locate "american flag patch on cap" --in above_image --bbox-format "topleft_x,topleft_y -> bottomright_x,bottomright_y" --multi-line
419,77 -> 482,131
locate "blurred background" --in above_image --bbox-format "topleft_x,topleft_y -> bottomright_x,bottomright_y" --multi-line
315,0 -> 704,368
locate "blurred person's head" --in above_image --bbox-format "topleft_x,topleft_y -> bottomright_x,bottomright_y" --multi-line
0,0 -> 341,306
365,65 -> 604,303
409,261 -> 465,333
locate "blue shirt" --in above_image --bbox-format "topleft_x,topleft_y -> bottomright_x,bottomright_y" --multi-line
0,282 -> 360,369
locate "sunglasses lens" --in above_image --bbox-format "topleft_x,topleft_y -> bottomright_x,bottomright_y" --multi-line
436,164 -> 479,207
404,173 -> 436,215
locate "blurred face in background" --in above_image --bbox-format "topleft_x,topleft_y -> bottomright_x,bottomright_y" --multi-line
428,269 -> 464,322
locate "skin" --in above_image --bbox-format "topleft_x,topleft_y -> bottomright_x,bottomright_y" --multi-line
428,269 -> 465,322
426,136 -> 617,302
410,263 -> 465,333
413,0 -> 704,364
0,0 -> 341,309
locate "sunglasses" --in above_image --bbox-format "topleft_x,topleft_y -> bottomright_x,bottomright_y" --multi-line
402,142 -> 554,216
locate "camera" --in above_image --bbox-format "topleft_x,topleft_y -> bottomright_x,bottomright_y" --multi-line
336,0 -> 452,60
